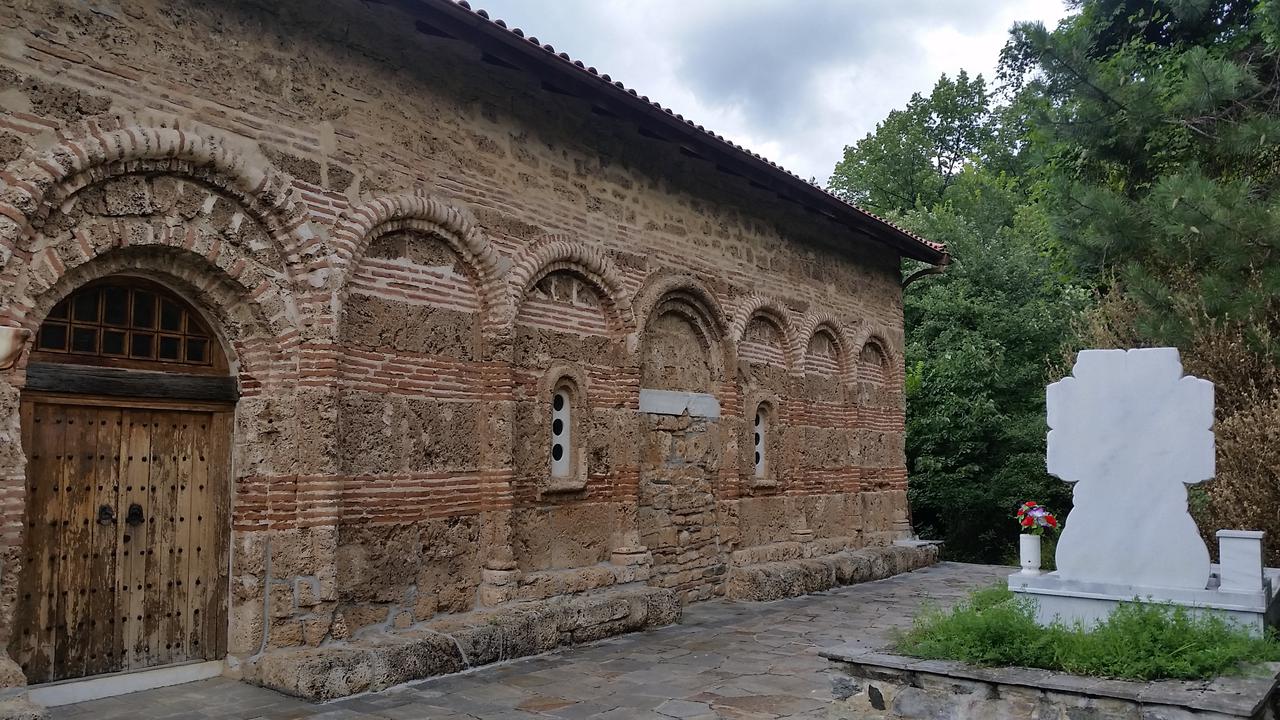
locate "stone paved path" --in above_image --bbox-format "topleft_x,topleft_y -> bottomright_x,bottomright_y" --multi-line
51,563 -> 1007,720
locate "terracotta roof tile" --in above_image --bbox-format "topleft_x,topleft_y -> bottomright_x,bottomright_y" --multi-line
431,0 -> 948,262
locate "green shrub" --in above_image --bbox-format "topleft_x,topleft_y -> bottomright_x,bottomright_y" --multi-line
894,586 -> 1280,681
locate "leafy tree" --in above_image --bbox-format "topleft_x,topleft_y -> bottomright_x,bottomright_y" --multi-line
834,0 -> 1280,564
1002,0 -> 1280,352
830,72 -> 1087,561
830,71 -> 990,214
901,195 -> 1085,560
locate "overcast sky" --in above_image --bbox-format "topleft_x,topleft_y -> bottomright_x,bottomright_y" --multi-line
471,0 -> 1069,184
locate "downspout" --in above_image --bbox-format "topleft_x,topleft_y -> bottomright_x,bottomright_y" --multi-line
901,254 -> 950,289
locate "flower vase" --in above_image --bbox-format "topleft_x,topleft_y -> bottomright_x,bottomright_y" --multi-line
1019,534 -> 1042,575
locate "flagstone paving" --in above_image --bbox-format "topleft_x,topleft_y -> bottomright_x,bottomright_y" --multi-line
50,562 -> 1007,720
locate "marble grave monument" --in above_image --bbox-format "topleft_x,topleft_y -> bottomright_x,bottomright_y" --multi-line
1009,348 -> 1280,633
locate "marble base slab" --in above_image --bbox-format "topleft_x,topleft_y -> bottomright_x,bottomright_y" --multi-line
1009,566 -> 1280,635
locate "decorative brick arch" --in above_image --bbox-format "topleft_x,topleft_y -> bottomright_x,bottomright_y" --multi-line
728,294 -> 802,372
507,235 -> 635,335
852,326 -> 904,388
332,193 -> 512,331
0,119 -> 312,281
798,312 -> 855,386
631,273 -> 728,343
632,272 -> 731,390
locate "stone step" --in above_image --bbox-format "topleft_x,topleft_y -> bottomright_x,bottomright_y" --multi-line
725,544 -> 938,602
244,585 -> 680,700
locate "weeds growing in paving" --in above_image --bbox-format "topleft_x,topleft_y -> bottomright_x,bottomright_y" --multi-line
894,585 -> 1280,681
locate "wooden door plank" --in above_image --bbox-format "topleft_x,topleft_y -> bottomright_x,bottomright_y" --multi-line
118,409 -> 151,672
149,411 -> 180,666
9,400 -> 58,683
208,411 -> 232,659
138,412 -> 165,670
85,406 -> 122,677
171,413 -> 195,663
53,405 -> 95,680
33,402 -> 64,683
8,400 -> 36,680
187,412 -> 214,660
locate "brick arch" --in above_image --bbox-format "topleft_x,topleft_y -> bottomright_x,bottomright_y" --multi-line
728,294 -> 801,372
852,327 -> 903,388
507,235 -> 634,335
332,194 -> 512,331
631,273 -> 728,343
15,244 -> 292,388
3,201 -> 298,364
633,273 -> 730,391
0,120 -> 312,284
798,312 -> 855,386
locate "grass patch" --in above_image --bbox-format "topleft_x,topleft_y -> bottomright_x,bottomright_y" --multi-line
893,585 -> 1280,681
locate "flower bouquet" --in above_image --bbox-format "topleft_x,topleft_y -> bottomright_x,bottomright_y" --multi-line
1016,501 -> 1058,536
1015,501 -> 1058,575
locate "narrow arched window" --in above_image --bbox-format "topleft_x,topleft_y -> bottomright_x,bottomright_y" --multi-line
551,384 -> 573,477
753,403 -> 769,478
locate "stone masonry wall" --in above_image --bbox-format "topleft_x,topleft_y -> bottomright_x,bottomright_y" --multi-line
826,651 -> 1280,720
0,0 -> 913,682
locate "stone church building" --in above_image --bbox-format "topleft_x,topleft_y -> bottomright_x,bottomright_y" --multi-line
0,0 -> 946,703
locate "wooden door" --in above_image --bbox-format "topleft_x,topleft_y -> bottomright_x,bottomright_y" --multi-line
11,395 -> 231,685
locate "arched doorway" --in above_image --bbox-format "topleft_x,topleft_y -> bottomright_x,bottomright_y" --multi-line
11,277 -> 234,685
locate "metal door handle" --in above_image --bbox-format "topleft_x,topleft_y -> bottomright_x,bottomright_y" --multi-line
126,503 -> 144,527
97,504 -> 115,525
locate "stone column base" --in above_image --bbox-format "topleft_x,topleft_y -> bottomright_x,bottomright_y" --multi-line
477,562 -> 521,606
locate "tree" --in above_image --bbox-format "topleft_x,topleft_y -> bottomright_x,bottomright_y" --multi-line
830,0 -> 1280,565
830,71 -> 991,214
1002,0 -> 1280,562
829,70 -> 1088,562
901,194 -> 1085,560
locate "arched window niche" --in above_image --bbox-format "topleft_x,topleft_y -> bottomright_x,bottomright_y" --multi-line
34,278 -> 227,372
746,395 -> 781,489
540,366 -> 588,494
551,382 -> 574,478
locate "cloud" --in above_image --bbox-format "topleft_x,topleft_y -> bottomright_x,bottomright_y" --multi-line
467,0 -> 1068,182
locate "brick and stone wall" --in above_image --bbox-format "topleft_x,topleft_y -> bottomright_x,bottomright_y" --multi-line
0,0 -> 915,686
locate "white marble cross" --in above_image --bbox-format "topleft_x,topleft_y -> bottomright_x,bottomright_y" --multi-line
1047,348 -> 1214,590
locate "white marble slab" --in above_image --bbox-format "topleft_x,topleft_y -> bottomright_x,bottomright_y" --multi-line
1047,348 -> 1214,590
637,389 -> 720,418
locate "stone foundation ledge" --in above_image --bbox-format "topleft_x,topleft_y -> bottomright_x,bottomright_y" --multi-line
729,535 -> 863,566
724,542 -> 938,602
514,556 -> 652,603
245,584 -> 680,701
822,648 -> 1280,720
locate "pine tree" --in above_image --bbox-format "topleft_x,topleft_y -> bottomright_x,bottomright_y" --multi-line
1003,0 -> 1280,562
